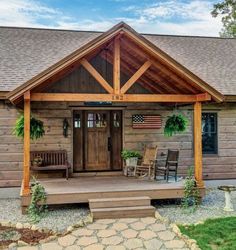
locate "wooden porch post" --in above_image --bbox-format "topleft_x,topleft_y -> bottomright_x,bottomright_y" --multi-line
194,101 -> 204,187
23,91 -> 31,195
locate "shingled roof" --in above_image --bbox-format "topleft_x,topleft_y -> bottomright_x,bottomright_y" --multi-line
0,26 -> 235,95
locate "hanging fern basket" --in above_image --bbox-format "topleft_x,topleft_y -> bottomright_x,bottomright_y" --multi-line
164,114 -> 188,137
13,114 -> 45,140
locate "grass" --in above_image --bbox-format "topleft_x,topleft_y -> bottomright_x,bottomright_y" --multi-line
179,217 -> 236,250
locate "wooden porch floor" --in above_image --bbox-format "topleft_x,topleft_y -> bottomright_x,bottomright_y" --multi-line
21,176 -> 205,207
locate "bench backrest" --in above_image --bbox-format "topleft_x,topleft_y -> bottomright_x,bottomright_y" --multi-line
30,150 -> 68,166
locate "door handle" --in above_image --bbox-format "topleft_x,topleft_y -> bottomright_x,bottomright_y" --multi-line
108,137 -> 112,151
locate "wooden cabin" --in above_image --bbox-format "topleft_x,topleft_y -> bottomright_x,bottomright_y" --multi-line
0,22 -> 235,213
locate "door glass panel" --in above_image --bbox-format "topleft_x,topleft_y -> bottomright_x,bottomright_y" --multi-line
113,112 -> 120,127
95,113 -> 107,128
74,114 -> 81,128
87,112 -> 107,128
87,113 -> 94,128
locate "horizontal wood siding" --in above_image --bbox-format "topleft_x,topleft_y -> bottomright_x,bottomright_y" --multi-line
124,103 -> 236,180
1,101 -> 236,187
0,101 -> 72,187
0,101 -> 22,187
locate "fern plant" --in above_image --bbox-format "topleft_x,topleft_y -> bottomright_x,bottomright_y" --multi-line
13,114 -> 45,140
164,114 -> 188,137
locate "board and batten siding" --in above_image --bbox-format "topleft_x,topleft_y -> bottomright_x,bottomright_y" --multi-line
0,101 -> 236,187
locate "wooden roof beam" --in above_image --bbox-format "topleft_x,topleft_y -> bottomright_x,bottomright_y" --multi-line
80,58 -> 114,94
31,93 -> 211,102
119,46 -> 181,94
113,37 -> 120,94
121,60 -> 152,94
100,50 -> 165,94
122,38 -> 198,94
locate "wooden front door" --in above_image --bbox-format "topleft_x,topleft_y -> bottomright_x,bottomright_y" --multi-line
73,110 -> 122,172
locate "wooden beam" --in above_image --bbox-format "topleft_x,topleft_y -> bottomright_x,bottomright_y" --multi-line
100,50 -> 164,94
113,37 -> 120,94
80,58 -> 114,94
196,93 -> 211,101
121,60 -> 152,94
123,30 -> 223,102
120,43 -> 182,94
194,101 -> 204,188
23,91 -> 31,196
31,93 -> 211,102
122,38 -> 197,94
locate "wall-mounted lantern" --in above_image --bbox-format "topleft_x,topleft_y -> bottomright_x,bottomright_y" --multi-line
63,118 -> 69,138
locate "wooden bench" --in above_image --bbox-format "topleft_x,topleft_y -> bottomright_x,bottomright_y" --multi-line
30,150 -> 71,180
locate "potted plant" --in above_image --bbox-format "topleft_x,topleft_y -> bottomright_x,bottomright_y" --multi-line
121,149 -> 141,167
32,155 -> 43,167
14,114 -> 45,168
164,113 -> 188,137
13,114 -> 45,140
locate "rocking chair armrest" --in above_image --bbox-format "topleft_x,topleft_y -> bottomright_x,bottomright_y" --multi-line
153,159 -> 166,162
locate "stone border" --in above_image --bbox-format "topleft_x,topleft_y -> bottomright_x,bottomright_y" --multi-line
155,211 -> 201,250
2,214 -> 93,249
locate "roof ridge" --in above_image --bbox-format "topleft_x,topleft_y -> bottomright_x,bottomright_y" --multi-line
0,26 -> 103,34
0,25 -> 235,39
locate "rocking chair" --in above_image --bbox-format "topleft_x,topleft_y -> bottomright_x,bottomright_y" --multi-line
134,145 -> 158,180
156,149 -> 179,182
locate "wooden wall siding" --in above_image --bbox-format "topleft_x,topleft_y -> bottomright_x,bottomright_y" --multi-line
45,55 -> 150,94
123,103 -> 236,179
123,109 -> 194,177
30,102 -> 72,179
1,101 -> 236,187
0,101 -> 23,187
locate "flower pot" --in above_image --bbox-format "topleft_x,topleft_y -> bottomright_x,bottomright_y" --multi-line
125,157 -> 138,167
32,156 -> 43,167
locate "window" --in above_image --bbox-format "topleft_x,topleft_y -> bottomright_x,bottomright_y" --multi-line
87,113 -> 107,128
74,114 -> 81,128
202,113 -> 217,154
113,112 -> 120,128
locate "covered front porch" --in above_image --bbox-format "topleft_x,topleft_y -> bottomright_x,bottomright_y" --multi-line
7,23 -> 224,211
21,175 -> 205,209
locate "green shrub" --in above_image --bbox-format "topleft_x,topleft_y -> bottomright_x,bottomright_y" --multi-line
121,149 -> 141,160
182,167 -> 200,212
27,178 -> 47,223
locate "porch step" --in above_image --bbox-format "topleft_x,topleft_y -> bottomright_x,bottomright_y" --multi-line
91,206 -> 155,219
89,196 -> 151,209
89,196 -> 155,219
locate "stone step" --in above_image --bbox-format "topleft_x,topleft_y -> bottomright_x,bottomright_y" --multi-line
89,196 -> 151,209
91,205 -> 155,219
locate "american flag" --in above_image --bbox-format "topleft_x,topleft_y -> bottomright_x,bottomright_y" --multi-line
132,114 -> 162,129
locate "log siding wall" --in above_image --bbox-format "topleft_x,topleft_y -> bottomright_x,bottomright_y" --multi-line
1,101 -> 236,187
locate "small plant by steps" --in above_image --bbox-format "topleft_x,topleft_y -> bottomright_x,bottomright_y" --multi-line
27,178 -> 47,223
182,167 -> 200,212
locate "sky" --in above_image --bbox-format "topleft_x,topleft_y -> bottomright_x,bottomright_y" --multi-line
0,0 -> 223,36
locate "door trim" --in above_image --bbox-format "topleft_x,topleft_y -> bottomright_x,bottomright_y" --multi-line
72,108 -> 123,173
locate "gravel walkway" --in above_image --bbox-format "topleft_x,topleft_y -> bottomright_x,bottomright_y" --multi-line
0,199 -> 89,232
156,188 -> 236,224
